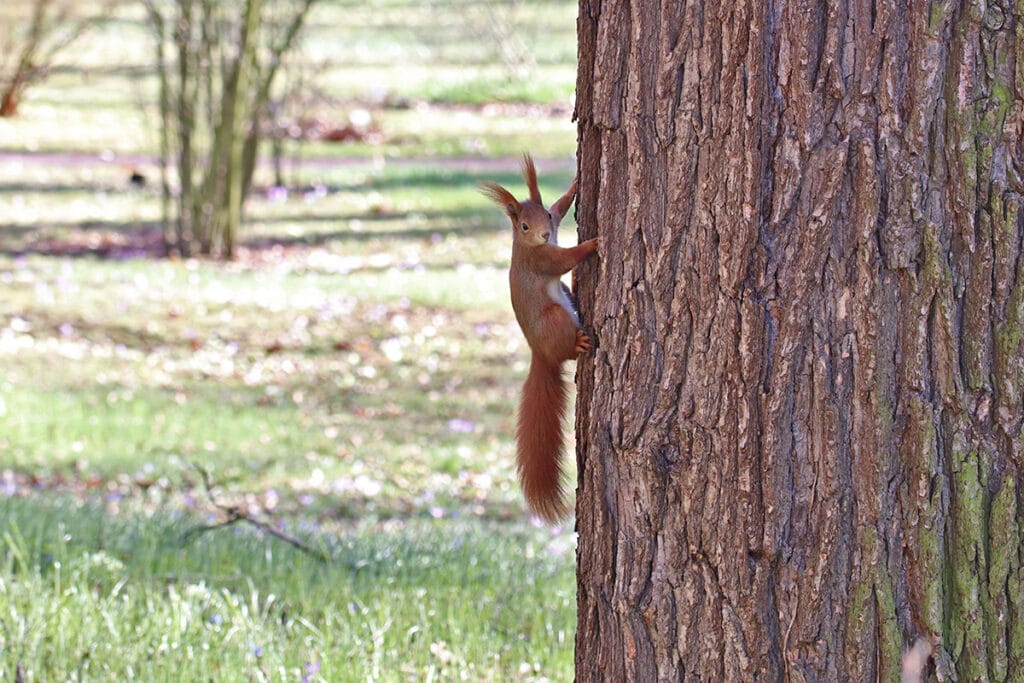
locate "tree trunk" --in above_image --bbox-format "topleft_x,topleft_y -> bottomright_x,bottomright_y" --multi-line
146,5 -> 174,257
0,82 -> 22,117
175,0 -> 198,256
222,0 -> 262,260
573,1 -> 1024,680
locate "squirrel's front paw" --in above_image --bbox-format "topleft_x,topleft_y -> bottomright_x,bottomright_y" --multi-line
574,329 -> 592,355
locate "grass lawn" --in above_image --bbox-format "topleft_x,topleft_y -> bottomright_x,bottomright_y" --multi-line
1,497 -> 576,681
0,0 -> 584,679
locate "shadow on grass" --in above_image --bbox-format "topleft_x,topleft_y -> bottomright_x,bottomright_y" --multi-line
0,159 -> 545,260
0,211 -> 505,259
0,221 -> 167,259
246,205 -> 490,226
46,61 -> 155,80
0,181 -> 139,195
241,225 -> 496,251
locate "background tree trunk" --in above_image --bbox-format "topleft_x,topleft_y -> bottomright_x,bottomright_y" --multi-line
573,0 -> 1023,680
142,0 -> 316,259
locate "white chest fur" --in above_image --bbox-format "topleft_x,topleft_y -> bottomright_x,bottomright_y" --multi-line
546,278 -> 580,326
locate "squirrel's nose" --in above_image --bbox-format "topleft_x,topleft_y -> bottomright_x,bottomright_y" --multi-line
542,232 -> 550,241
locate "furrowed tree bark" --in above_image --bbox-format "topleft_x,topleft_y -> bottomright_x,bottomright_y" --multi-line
573,0 -> 1024,680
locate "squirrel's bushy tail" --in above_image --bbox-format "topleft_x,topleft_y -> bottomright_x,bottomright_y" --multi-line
517,355 -> 570,521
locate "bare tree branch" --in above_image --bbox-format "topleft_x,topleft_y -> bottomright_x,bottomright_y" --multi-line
0,0 -> 116,116
180,464 -> 328,563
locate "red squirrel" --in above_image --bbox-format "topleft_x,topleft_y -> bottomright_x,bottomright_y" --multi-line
481,155 -> 599,521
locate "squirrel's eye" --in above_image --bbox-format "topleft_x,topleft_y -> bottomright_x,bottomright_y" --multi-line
547,211 -> 552,219
520,222 -> 529,231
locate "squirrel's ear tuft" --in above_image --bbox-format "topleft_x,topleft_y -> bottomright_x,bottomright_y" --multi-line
520,153 -> 542,204
480,181 -> 521,218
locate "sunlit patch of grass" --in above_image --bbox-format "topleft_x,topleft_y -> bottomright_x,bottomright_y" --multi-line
413,72 -> 576,107
0,496 -> 577,681
0,249 -> 535,516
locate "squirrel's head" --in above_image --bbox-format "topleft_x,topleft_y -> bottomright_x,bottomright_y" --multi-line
480,153 -> 562,248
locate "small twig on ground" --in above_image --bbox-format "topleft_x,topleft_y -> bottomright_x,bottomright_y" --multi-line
180,464 -> 329,563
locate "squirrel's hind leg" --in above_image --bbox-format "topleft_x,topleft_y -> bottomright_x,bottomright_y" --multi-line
532,304 -> 583,364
